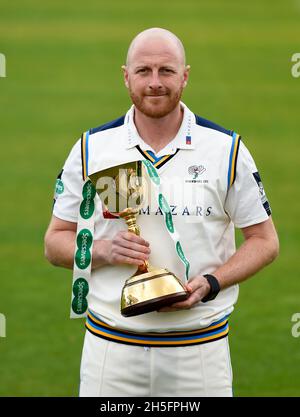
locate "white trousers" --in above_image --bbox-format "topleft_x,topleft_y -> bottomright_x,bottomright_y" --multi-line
79,330 -> 233,397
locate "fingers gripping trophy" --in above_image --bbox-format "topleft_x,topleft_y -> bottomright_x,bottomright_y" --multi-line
89,160 -> 189,317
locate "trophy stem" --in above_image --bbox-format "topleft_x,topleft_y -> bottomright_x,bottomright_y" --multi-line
119,208 -> 140,235
119,208 -> 148,274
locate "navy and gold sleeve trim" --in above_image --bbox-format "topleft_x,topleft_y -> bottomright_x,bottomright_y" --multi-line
85,310 -> 229,347
227,132 -> 241,189
80,131 -> 90,181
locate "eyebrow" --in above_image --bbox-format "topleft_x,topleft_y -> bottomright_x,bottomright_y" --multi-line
134,64 -> 177,70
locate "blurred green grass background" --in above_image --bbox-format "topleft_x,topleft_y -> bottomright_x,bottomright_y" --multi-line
0,0 -> 300,396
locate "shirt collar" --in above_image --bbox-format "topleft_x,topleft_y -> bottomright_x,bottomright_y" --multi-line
125,102 -> 195,153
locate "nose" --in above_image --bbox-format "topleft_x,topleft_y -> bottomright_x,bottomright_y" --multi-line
148,70 -> 163,90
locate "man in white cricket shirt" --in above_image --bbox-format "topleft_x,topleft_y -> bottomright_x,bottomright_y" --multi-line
44,28 -> 279,397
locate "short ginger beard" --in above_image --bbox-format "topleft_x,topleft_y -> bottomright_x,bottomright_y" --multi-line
128,86 -> 184,119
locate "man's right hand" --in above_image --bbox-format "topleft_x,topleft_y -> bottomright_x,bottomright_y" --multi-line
93,230 -> 151,269
45,216 -> 151,270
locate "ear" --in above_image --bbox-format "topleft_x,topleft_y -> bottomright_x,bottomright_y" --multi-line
121,65 -> 129,88
183,65 -> 191,88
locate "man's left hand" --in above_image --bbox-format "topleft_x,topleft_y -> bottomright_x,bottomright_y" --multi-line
157,275 -> 211,312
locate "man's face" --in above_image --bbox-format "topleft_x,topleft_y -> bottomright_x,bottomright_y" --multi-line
123,37 -> 190,118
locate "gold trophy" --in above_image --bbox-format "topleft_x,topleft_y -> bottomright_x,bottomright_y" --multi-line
89,161 -> 188,317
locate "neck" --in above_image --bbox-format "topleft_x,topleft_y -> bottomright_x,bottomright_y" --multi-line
133,104 -> 183,153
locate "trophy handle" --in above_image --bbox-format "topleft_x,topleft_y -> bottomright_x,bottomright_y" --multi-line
119,208 -> 149,274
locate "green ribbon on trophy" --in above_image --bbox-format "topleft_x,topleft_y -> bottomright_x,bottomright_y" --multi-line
141,159 -> 190,282
70,159 -> 191,319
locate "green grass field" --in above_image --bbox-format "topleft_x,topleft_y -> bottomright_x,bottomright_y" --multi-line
0,0 -> 300,396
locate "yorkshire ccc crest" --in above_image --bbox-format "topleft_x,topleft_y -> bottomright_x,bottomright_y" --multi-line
188,165 -> 206,180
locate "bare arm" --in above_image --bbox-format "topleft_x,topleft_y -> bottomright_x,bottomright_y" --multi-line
44,215 -> 151,270
44,216 -> 78,269
212,216 -> 279,289
160,216 -> 279,311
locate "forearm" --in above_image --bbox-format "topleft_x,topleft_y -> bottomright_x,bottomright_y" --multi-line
44,230 -> 76,269
45,231 -> 110,270
213,235 -> 279,290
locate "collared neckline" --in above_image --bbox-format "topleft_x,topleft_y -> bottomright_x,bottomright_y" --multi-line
125,102 -> 195,156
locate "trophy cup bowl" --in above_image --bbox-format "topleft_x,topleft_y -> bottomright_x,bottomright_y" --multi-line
89,161 -> 189,317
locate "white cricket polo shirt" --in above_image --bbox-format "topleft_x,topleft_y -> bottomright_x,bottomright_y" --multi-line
53,102 -> 271,332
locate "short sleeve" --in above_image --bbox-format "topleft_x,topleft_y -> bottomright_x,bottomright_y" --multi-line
224,140 -> 271,228
52,138 -> 84,222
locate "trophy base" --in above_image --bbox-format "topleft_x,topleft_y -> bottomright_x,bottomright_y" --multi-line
121,291 -> 188,317
121,268 -> 189,317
